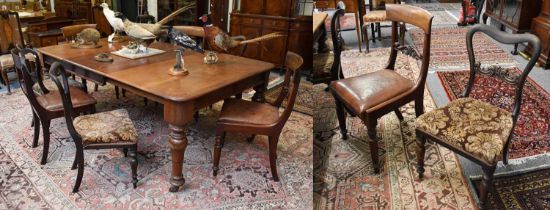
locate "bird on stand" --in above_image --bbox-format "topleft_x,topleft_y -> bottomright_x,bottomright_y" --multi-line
200,14 -> 286,53
100,3 -> 125,43
114,3 -> 196,53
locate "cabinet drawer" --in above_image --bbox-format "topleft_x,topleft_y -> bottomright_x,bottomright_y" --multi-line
241,17 -> 262,26
264,19 -> 288,29
40,36 -> 58,47
315,1 -> 332,8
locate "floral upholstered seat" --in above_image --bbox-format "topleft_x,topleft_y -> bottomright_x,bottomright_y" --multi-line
73,109 -> 138,145
363,10 -> 387,23
415,98 -> 514,165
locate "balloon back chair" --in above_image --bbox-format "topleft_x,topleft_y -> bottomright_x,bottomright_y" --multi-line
48,62 -> 139,193
330,4 -> 433,174
415,24 -> 541,209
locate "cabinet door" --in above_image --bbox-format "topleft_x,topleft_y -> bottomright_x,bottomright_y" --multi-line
239,26 -> 263,58
260,27 -> 287,65
265,0 -> 291,17
241,0 -> 264,14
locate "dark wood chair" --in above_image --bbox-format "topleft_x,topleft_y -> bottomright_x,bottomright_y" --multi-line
48,61 -> 139,193
330,4 -> 433,174
212,52 -> 304,181
11,47 -> 97,165
415,24 -> 541,210
312,8 -> 345,86
0,11 -> 25,95
91,5 -> 113,37
60,24 -> 97,42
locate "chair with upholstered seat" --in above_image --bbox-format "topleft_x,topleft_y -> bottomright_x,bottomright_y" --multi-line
60,24 -> 97,42
415,24 -> 541,210
0,11 -> 25,95
212,52 -> 303,181
330,4 -> 433,174
361,0 -> 406,52
48,61 -> 139,193
12,48 -> 97,165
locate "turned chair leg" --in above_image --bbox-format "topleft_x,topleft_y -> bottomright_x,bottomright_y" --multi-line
2,70 -> 11,95
478,165 -> 497,210
246,135 -> 256,143
367,120 -> 380,173
40,119 -> 51,165
115,86 -> 120,99
73,150 -> 85,193
212,130 -> 225,176
394,109 -> 404,121
415,97 -> 424,117
123,148 -> 128,157
94,84 -> 99,91
363,24 -> 370,52
122,89 -> 126,97
129,146 -> 138,189
416,132 -> 426,180
32,112 -> 40,148
193,111 -> 199,122
268,135 -> 280,181
334,99 -> 348,140
371,23 -> 376,43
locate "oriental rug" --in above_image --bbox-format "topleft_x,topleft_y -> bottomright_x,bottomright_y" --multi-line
473,168 -> 550,209
313,49 -> 476,209
437,69 -> 550,160
407,3 -> 461,11
0,83 -> 313,209
409,27 -> 518,71
406,11 -> 457,29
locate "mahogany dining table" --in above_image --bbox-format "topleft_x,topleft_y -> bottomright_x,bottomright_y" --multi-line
37,39 -> 275,192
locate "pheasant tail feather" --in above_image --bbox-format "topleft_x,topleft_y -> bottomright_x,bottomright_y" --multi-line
239,32 -> 286,45
157,2 -> 197,26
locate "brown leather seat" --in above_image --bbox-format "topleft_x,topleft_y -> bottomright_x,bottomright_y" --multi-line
36,86 -> 97,112
330,70 -> 413,114
218,98 -> 279,126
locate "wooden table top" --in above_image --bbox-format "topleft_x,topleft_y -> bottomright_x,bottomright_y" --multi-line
313,12 -> 328,34
37,40 -> 275,102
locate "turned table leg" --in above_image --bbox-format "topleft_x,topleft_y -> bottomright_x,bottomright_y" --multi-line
168,124 -> 188,192
252,72 -> 269,103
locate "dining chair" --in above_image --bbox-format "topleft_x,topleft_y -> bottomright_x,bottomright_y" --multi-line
91,5 -> 113,37
312,8 -> 345,86
212,51 -> 303,181
48,61 -> 139,193
415,24 -> 541,210
60,24 -> 97,42
0,11 -> 25,95
330,4 -> 433,174
361,0 -> 405,52
12,48 -> 97,165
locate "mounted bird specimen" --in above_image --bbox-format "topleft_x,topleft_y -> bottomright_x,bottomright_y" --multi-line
100,3 -> 125,42
200,15 -> 286,53
116,2 -> 196,41
168,27 -> 204,53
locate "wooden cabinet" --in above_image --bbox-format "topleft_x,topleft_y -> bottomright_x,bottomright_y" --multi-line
525,0 -> 550,69
229,0 -> 313,70
483,0 -> 541,33
54,0 -> 92,20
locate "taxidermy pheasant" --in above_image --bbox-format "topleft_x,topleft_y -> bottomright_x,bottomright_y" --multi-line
200,14 -> 286,53
116,3 -> 196,40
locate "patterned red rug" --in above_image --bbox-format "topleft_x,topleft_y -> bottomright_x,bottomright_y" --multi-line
410,27 -> 517,70
473,168 -> 550,209
0,83 -> 312,209
437,69 -> 550,160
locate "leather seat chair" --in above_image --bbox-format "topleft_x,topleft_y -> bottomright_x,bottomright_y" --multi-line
212,52 -> 304,181
330,4 -> 433,173
415,24 -> 541,210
